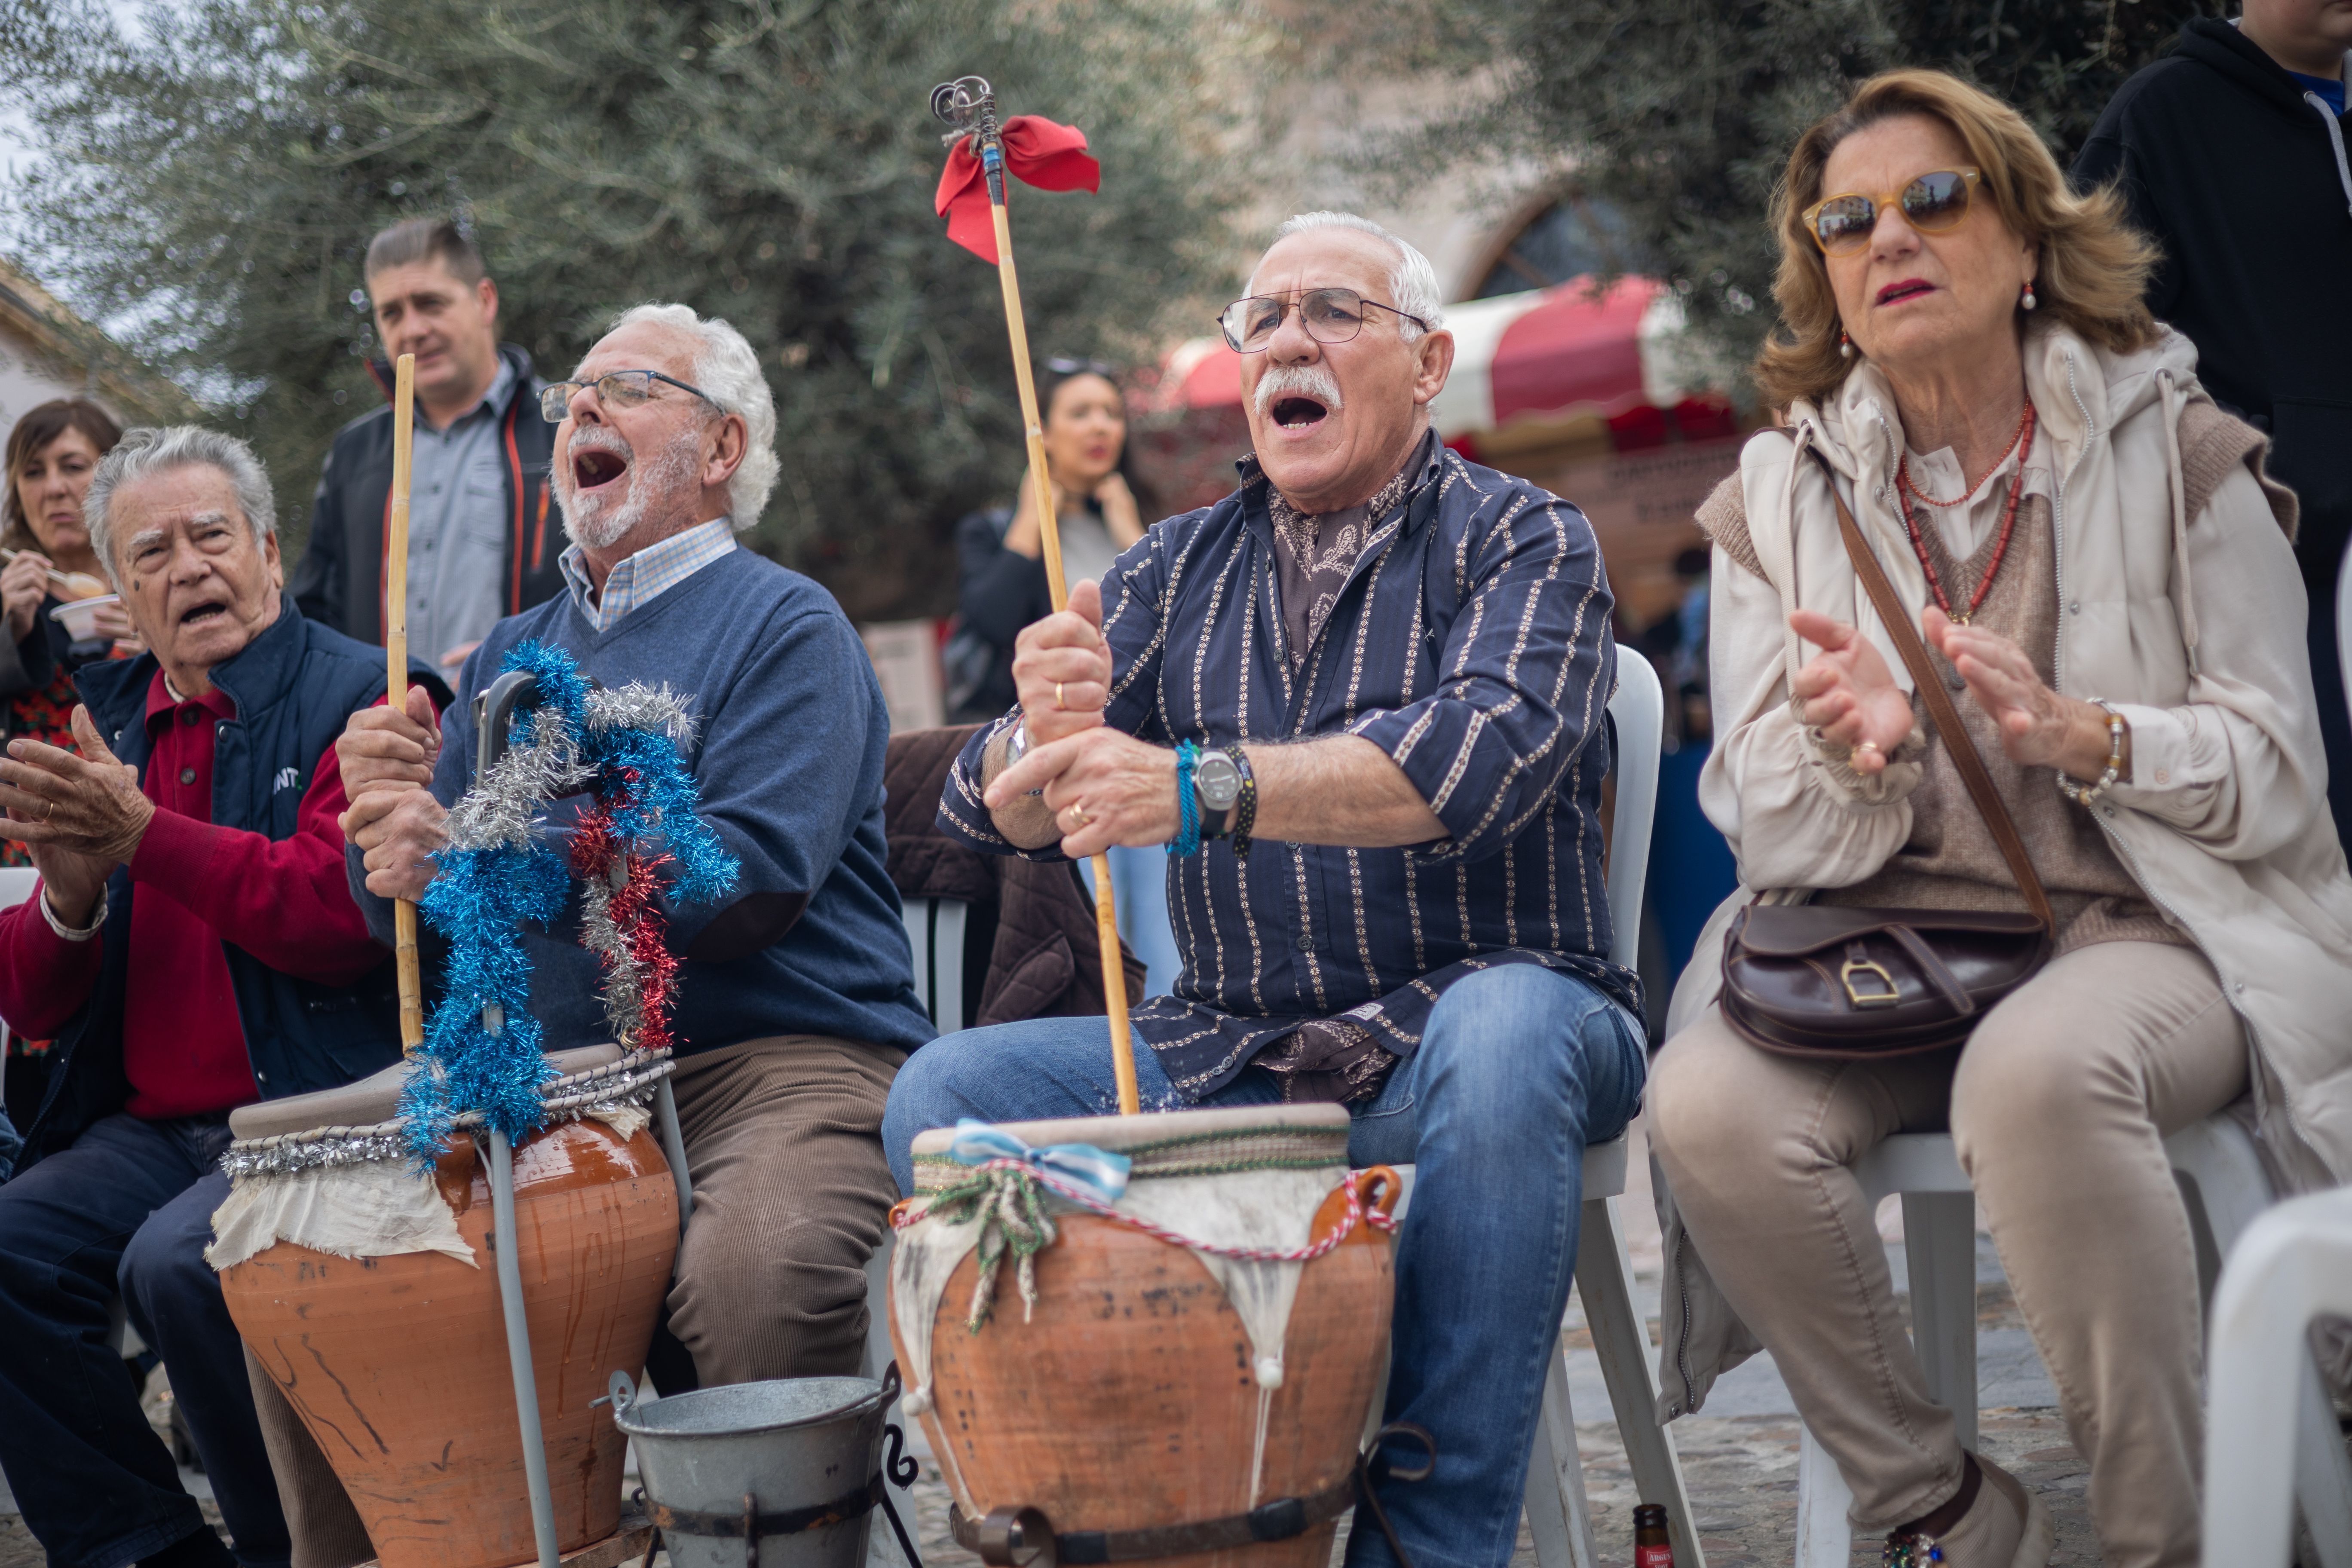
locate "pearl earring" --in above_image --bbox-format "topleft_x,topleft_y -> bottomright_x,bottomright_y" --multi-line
1838,329 -> 1854,359
2021,282 -> 2038,312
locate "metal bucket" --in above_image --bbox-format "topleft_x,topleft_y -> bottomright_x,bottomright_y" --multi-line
610,1366 -> 898,1568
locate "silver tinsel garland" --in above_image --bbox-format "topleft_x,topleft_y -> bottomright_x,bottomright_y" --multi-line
577,867 -> 648,1046
583,683 -> 698,747
442,720 -> 583,854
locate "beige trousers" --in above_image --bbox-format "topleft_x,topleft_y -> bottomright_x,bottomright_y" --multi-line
249,1033 -> 905,1568
1649,941 -> 2246,1568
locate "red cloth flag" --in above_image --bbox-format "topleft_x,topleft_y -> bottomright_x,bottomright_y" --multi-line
934,115 -> 1101,263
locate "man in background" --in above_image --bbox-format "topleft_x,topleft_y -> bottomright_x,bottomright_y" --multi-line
291,217 -> 563,671
2074,0 -> 2352,839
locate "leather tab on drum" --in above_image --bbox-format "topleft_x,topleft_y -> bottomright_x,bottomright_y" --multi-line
949,1423 -> 1436,1567
952,1478 -> 1353,1565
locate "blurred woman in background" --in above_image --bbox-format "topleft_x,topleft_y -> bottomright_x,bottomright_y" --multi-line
948,359 -> 1177,994
0,398 -> 132,1131
949,359 -> 1149,720
2,398 -> 136,804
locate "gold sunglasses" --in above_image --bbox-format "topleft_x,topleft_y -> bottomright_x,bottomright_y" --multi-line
1802,168 -> 1982,256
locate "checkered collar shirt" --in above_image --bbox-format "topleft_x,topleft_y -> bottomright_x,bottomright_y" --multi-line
938,439 -> 1635,1102
559,517 -> 737,633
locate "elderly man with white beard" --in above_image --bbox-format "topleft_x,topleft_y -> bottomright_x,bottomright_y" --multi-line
334,303 -> 933,1397
883,213 -> 1641,1568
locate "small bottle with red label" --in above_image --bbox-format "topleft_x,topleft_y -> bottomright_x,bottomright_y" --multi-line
1633,1502 -> 1674,1567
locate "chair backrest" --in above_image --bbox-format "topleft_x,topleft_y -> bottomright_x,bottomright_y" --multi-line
902,896 -> 969,1035
0,867 -> 40,911
2339,554 -> 2352,732
1605,646 -> 1664,974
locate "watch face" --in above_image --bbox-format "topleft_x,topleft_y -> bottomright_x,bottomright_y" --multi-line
1195,751 -> 1242,810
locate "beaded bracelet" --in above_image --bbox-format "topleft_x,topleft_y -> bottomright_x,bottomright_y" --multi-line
1170,740 -> 1203,857
2056,699 -> 2127,806
1224,745 -> 1256,859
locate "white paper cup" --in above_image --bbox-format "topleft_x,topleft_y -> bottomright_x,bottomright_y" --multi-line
50,594 -> 120,643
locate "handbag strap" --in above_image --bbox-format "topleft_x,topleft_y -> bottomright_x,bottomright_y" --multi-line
1808,450 -> 2056,931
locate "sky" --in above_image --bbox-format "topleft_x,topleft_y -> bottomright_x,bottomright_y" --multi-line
0,0 -> 155,258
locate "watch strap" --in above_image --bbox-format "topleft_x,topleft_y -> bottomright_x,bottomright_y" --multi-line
1225,745 -> 1256,858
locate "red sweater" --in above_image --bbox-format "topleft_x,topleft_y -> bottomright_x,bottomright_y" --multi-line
0,673 -> 387,1119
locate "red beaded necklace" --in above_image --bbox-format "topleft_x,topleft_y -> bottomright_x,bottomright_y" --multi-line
1894,399 -> 2037,625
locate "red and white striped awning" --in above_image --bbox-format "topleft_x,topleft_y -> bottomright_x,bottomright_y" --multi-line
1152,276 -> 1714,441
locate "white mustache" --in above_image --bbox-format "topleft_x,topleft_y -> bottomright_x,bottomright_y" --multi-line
565,426 -> 635,469
1253,363 -> 1344,420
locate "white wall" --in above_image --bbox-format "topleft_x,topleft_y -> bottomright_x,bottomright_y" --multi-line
0,330 -> 101,433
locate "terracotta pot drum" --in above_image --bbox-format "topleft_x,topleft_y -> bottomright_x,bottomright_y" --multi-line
890,1103 -> 1399,1568
213,1046 -> 678,1568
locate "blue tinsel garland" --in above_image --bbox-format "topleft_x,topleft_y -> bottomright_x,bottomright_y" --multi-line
398,640 -> 740,1161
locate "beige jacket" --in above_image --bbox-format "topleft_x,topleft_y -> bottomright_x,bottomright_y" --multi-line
1651,322 -> 2352,1419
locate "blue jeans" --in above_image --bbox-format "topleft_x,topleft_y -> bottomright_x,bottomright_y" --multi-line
883,964 -> 1645,1568
0,1113 -> 290,1568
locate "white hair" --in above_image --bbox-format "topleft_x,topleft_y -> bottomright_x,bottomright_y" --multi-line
598,303 -> 780,528
1268,212 -> 1446,341
85,426 -> 276,588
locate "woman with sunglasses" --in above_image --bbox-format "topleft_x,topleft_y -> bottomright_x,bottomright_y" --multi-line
1644,70 -> 2352,1567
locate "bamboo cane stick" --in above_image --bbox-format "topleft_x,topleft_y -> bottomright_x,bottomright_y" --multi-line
383,353 -> 424,1057
987,198 -> 1140,1117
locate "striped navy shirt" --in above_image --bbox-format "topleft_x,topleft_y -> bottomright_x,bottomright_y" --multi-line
939,437 -> 1636,1099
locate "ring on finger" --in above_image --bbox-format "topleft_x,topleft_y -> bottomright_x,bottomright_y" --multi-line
1067,802 -> 1091,829
1054,681 -> 1066,710
38,799 -> 53,824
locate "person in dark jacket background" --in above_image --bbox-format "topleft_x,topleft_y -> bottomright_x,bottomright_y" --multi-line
2074,3 -> 2352,839
948,360 -> 1149,722
0,427 -> 443,1568
947,360 -> 1181,993
290,218 -> 563,668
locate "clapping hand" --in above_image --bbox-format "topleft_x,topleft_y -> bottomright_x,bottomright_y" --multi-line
1925,608 -> 2120,778
0,706 -> 153,925
1788,609 -> 1917,775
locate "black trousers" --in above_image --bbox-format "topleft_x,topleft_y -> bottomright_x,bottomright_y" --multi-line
0,1113 -> 288,1568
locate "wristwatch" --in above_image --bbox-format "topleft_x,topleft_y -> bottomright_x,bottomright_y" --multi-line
1194,747 -> 1243,837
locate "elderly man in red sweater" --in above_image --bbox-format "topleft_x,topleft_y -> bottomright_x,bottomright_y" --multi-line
0,427 -> 442,1568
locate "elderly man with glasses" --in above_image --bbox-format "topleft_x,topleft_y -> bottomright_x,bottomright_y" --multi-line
333,304 -> 932,1408
883,212 -> 1642,1568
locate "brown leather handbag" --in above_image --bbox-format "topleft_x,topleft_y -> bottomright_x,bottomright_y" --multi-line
1718,457 -> 2053,1060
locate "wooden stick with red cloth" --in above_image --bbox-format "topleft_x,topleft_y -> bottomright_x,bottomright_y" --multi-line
930,77 -> 1140,1116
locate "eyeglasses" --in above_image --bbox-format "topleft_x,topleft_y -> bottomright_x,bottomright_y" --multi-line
539,369 -> 727,425
1802,168 -> 1983,256
1216,288 -> 1429,354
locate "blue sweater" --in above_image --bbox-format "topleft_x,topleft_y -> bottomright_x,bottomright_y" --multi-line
352,548 -> 934,1057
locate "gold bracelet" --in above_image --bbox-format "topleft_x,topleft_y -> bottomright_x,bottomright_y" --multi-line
2056,699 -> 2126,805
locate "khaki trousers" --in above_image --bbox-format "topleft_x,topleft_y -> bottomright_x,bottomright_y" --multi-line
1649,942 -> 2245,1568
249,1033 -> 905,1568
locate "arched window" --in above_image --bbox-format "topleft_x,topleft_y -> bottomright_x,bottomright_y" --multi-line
1468,190 -> 1633,300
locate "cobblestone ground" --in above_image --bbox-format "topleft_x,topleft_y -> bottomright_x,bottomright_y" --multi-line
889,1404 -> 2099,1568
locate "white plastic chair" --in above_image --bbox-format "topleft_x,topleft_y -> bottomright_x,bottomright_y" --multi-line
1792,1118 -> 2352,1567
1386,646 -> 1702,1568
901,894 -> 969,1035
2202,1186 -> 2352,1568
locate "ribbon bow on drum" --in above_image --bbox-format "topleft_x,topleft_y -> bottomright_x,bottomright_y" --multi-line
890,1105 -> 1408,1568
210,641 -> 740,1568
